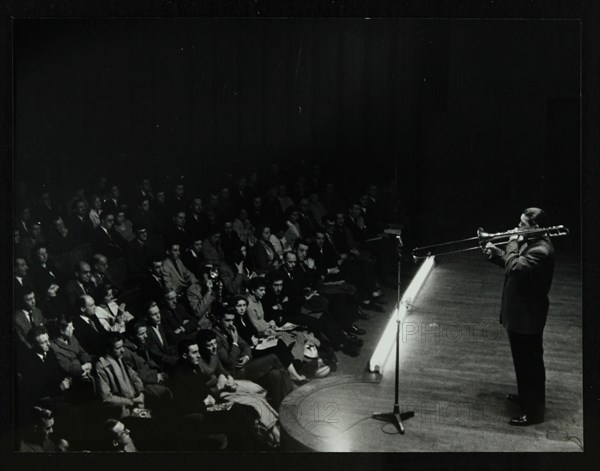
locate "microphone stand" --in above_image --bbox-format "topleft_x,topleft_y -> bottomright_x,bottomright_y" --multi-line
372,233 -> 414,434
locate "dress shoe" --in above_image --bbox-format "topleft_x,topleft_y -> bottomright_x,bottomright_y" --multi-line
350,324 -> 366,335
343,333 -> 363,347
357,309 -> 371,320
506,394 -> 520,405
508,414 -> 544,426
341,343 -> 360,357
293,377 -> 310,386
362,303 -> 384,313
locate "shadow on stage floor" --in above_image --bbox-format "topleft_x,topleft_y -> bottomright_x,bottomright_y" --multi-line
280,252 -> 583,452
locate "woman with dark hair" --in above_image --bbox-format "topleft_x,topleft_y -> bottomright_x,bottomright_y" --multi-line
249,225 -> 281,275
231,294 -> 308,384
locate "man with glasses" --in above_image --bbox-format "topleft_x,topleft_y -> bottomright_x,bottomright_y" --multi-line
64,261 -> 94,313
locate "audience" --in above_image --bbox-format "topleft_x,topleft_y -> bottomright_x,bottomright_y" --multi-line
13,160 -> 401,451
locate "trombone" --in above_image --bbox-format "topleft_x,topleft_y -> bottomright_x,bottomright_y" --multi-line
412,225 -> 570,260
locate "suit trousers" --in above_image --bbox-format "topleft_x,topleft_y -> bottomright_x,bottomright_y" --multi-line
507,329 -> 546,419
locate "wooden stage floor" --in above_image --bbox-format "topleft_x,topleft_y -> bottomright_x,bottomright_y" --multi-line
280,252 -> 583,452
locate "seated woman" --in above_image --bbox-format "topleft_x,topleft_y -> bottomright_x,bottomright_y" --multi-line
249,225 -> 281,275
232,294 -> 308,384
195,329 -> 281,448
93,285 -> 134,333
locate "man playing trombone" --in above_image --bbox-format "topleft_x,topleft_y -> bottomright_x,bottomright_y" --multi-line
483,207 -> 555,426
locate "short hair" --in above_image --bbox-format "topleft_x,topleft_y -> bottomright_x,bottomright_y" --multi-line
149,256 -> 163,266
99,419 -> 121,450
34,244 -> 49,254
100,210 -> 115,221
93,253 -> 107,265
143,301 -> 158,315
294,238 -> 309,250
165,240 -> 180,251
46,317 -> 72,339
267,271 -> 285,284
247,277 -> 266,292
27,325 -> 48,346
231,295 -> 248,306
178,338 -> 197,357
126,320 -> 147,339
92,284 -> 112,304
196,329 -> 216,346
284,251 -> 297,261
523,207 -> 547,227
74,260 -> 90,274
105,332 -> 124,352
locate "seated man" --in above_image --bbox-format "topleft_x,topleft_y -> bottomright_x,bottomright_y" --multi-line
68,198 -> 94,245
143,301 -> 179,371
165,211 -> 190,249
161,242 -> 198,296
167,339 -> 258,451
14,256 -> 32,302
123,321 -> 173,413
18,407 -> 69,452
95,332 -> 145,419
72,294 -> 107,358
202,229 -> 225,267
15,289 -> 45,348
91,211 -> 125,261
91,253 -> 125,294
64,261 -> 94,314
213,309 -> 293,409
160,288 -> 199,345
125,224 -> 150,277
181,238 -> 205,279
29,245 -> 63,301
220,220 -> 243,261
98,419 -> 138,452
18,326 -> 73,415
46,216 -> 78,256
140,257 -> 173,306
49,317 -> 93,382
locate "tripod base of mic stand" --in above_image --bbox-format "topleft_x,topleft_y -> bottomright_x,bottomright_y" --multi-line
372,408 -> 415,434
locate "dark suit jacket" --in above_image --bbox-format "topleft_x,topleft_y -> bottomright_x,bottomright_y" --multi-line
181,249 -> 204,278
165,223 -> 190,249
64,279 -> 89,313
68,214 -> 94,244
161,304 -> 199,345
140,273 -> 169,305
18,348 -> 65,408
72,314 -> 106,358
91,226 -> 124,261
145,323 -> 178,370
185,213 -> 209,242
29,262 -> 61,298
168,361 -> 210,416
125,239 -> 148,277
489,237 -> 555,335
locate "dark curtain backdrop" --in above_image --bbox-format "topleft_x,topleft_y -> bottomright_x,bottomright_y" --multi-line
14,18 -> 580,247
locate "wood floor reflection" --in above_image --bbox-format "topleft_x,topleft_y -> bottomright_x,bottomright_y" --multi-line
280,252 -> 583,452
